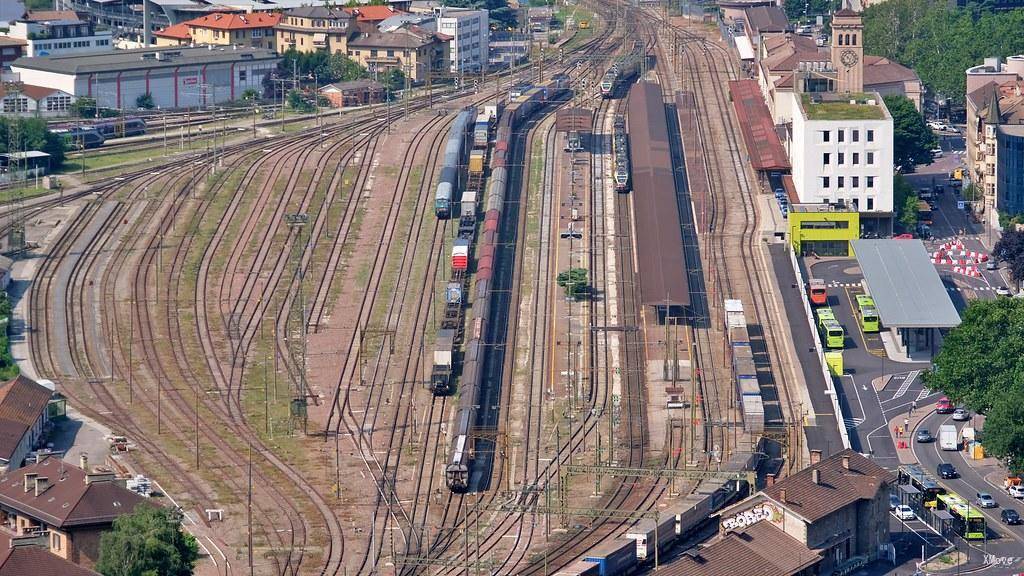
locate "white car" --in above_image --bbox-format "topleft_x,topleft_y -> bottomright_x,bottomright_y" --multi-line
894,505 -> 916,521
927,121 -> 944,131
1008,485 -> 1024,499
931,148 -> 943,158
996,286 -> 1012,297
952,408 -> 970,421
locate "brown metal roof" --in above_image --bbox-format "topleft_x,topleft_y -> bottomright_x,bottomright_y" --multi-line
0,544 -> 100,576
657,522 -> 822,576
555,108 -> 593,132
762,449 -> 894,523
0,456 -> 148,528
729,80 -> 790,172
742,6 -> 789,34
0,376 -> 52,462
628,81 -> 690,308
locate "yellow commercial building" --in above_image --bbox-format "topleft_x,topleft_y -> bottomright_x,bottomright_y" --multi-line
788,204 -> 860,257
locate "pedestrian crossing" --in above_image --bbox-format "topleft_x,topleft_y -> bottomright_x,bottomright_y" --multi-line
844,417 -> 865,429
827,282 -> 862,288
945,285 -> 1001,292
891,370 -> 921,400
916,388 -> 931,401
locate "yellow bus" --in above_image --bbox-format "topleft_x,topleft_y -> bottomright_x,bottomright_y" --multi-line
855,295 -> 880,332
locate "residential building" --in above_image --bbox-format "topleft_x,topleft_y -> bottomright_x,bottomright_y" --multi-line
11,45 -> 280,110
435,7 -> 488,73
275,6 -> 356,55
0,83 -> 76,117
349,5 -> 404,25
2,11 -> 113,57
0,376 -> 54,473
966,55 -> 1024,94
658,450 -> 894,576
319,79 -> 385,107
157,12 -> 281,50
965,62 -> 1024,216
0,38 -> 27,71
788,92 -> 893,213
0,455 -> 147,569
347,26 -> 448,82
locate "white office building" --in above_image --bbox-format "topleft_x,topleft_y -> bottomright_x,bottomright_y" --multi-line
435,7 -> 488,74
789,92 -> 894,213
5,13 -> 113,57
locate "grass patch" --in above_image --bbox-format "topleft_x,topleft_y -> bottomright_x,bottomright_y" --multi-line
0,186 -> 50,204
801,93 -> 885,120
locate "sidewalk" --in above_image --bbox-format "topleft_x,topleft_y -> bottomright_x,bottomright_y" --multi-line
888,400 -> 935,465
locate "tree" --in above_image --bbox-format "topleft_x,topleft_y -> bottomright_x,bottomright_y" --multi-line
892,174 -> 918,233
982,398 -> 1024,475
135,93 -> 155,110
240,88 -> 260,102
556,268 -> 589,300
96,505 -> 199,576
0,117 -> 66,168
993,228 -> 1024,287
71,96 -> 98,118
381,68 -> 406,93
884,95 -> 935,170
286,89 -> 315,113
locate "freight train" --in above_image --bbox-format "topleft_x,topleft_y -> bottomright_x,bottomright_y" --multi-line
554,476 -> 751,575
612,114 -> 630,192
726,299 -> 764,433
445,81 -> 569,492
434,107 -> 477,219
600,51 -> 642,98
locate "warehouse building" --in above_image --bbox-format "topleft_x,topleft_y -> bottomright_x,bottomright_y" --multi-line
10,45 -> 280,110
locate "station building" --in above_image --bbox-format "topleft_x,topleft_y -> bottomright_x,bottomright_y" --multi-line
660,450 -> 894,576
788,203 -> 859,257
10,45 -> 280,110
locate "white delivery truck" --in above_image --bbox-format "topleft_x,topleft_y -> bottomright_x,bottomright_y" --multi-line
939,424 -> 958,451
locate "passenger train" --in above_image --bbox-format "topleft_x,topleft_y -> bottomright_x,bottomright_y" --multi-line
612,114 -> 630,192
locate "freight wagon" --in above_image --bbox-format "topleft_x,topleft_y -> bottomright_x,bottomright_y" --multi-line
434,107 -> 476,218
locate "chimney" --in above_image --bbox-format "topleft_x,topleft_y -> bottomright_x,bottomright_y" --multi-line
842,455 -> 851,470
23,473 -> 37,493
812,469 -> 820,485
34,477 -> 50,496
779,489 -> 787,503
810,449 -> 822,464
85,471 -> 116,485
766,473 -> 776,487
79,454 -> 89,473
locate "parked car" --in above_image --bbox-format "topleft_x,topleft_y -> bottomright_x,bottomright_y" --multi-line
937,463 -> 959,479
1008,485 -> 1024,499
952,408 -> 970,421
976,493 -> 997,508
894,505 -> 916,521
916,429 -> 934,443
890,493 -> 901,511
936,397 -> 954,414
996,286 -> 1012,297
1002,509 -> 1022,524
987,260 -> 999,271
932,148 -> 943,158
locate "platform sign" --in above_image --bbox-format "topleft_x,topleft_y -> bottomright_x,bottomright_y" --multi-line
958,200 -> 966,210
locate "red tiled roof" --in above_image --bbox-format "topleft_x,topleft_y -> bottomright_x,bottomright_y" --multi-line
22,10 -> 80,22
729,79 -> 790,171
348,5 -> 402,22
0,544 -> 100,576
0,376 -> 52,462
0,456 -> 148,528
185,11 -> 281,30
657,522 -> 822,576
154,22 -> 192,40
863,55 -> 919,85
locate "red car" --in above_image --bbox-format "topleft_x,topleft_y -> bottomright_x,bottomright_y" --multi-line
894,233 -> 915,240
936,397 -> 954,414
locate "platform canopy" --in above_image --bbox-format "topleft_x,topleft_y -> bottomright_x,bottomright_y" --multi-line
851,239 -> 961,328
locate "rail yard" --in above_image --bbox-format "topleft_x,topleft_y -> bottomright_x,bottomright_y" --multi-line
8,2 -> 832,575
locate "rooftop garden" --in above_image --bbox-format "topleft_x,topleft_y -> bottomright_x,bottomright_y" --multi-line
801,93 -> 886,121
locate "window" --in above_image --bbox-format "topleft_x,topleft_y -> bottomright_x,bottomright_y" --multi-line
821,130 -> 830,143
52,533 -> 61,551
252,28 -> 263,38
852,152 -> 859,165
866,197 -> 874,210
867,176 -> 875,188
866,151 -> 874,165
387,49 -> 394,57
800,220 -> 850,229
822,176 -> 830,188
852,176 -> 859,187
866,129 -> 874,142
239,69 -> 247,82
838,152 -> 844,165
837,176 -> 845,188
2,97 -> 28,113
838,130 -> 845,143
46,94 -> 71,111
823,152 -> 831,165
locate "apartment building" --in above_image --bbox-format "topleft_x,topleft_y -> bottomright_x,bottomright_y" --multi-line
154,12 -> 281,51
275,6 -> 356,55
347,26 -> 448,82
2,11 -> 112,57
965,58 -> 1024,216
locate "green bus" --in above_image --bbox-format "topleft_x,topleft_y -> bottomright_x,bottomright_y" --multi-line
815,307 -> 845,349
936,493 -> 986,540
897,465 -> 946,508
855,295 -> 880,332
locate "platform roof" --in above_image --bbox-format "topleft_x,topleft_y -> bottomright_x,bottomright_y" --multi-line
851,239 -> 961,328
729,80 -> 790,172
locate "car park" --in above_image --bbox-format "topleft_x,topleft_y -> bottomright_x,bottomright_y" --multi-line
1008,485 -> 1024,499
894,505 -> 916,521
952,408 -> 970,421
1002,509 -> 1021,524
996,286 -> 1012,297
976,493 -> 997,508
936,397 -> 954,414
916,429 -> 934,443
937,463 -> 959,479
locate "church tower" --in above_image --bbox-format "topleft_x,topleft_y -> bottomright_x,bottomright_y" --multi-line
831,5 -> 864,93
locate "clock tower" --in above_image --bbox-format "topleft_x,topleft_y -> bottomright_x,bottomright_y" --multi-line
831,4 -> 864,93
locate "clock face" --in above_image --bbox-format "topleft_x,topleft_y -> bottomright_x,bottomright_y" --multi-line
840,49 -> 859,68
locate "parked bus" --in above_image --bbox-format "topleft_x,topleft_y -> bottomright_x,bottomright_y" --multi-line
917,200 -> 933,225
808,278 -> 827,306
855,294 -> 880,332
897,465 -> 945,508
936,493 -> 986,540
815,307 -> 845,349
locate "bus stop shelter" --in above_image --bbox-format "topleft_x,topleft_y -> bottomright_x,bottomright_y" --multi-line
851,239 -> 961,360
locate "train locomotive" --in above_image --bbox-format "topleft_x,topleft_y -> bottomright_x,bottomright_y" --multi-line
599,52 -> 642,98
445,82 -> 569,492
434,107 -> 477,219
